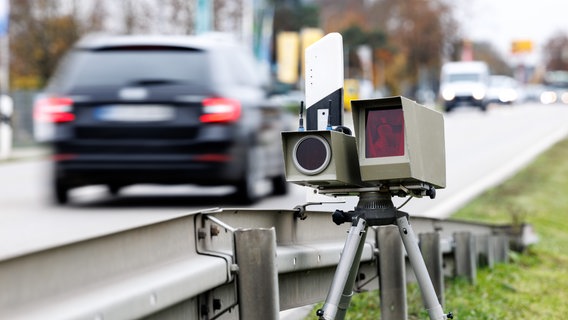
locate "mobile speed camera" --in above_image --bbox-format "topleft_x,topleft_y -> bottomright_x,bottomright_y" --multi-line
282,33 -> 451,320
282,96 -> 445,197
281,32 -> 445,198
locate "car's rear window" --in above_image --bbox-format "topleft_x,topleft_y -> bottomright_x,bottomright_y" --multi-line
50,47 -> 210,90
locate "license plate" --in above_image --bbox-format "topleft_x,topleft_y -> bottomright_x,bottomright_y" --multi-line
95,105 -> 175,122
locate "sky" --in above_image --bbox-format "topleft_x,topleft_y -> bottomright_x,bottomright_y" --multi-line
454,0 -> 568,64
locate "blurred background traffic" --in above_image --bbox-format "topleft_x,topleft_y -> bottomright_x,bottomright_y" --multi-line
1,0 -> 567,145
1,0 -> 568,202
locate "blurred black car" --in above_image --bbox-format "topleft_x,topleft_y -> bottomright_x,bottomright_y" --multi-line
34,34 -> 289,204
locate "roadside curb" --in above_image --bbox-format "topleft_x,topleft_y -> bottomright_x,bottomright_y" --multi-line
0,147 -> 50,163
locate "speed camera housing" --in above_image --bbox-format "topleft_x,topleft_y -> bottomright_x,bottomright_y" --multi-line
281,130 -> 364,188
351,96 -> 446,190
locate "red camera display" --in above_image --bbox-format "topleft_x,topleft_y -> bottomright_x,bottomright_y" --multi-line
365,108 -> 405,158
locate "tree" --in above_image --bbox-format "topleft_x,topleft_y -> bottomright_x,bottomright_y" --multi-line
9,0 -> 117,89
317,0 -> 366,33
316,0 -> 459,96
340,25 -> 388,80
119,0 -> 155,34
472,42 -> 512,75
167,0 -> 195,34
273,0 -> 319,32
9,0 -> 267,90
543,32 -> 568,71
10,0 -> 84,88
367,0 -> 458,95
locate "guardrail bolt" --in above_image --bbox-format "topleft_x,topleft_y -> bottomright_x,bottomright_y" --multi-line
213,298 -> 222,311
210,225 -> 220,236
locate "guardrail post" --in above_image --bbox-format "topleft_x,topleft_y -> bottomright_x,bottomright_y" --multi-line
477,235 -> 495,269
454,232 -> 477,284
377,225 -> 407,320
419,232 -> 445,307
234,228 -> 279,320
493,234 -> 510,263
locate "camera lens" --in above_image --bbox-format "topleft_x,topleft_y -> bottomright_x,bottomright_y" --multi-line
293,135 -> 331,175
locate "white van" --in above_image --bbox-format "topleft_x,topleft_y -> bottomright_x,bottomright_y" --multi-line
0,94 -> 13,160
439,61 -> 490,112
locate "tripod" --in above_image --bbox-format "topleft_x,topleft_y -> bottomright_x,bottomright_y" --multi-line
316,191 -> 452,320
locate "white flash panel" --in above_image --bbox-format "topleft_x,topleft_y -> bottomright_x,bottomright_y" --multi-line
305,33 -> 344,109
317,109 -> 329,130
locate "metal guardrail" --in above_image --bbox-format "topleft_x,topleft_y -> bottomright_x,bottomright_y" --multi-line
0,208 -> 537,319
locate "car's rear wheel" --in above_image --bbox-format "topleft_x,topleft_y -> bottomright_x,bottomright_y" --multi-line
107,184 -> 122,196
234,148 -> 262,204
271,174 -> 288,196
54,178 -> 69,205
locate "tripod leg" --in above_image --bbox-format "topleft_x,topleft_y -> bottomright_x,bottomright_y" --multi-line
318,218 -> 368,320
396,214 -> 447,320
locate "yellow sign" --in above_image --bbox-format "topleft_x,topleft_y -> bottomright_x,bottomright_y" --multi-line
277,32 -> 300,84
511,40 -> 533,54
344,79 -> 359,111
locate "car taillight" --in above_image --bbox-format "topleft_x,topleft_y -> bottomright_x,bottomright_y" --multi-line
33,97 -> 75,123
194,154 -> 232,162
200,97 -> 241,123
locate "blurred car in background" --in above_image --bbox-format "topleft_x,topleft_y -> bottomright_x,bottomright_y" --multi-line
486,75 -> 520,105
520,84 -> 546,103
0,94 -> 13,160
33,34 -> 289,204
540,70 -> 568,104
439,61 -> 490,112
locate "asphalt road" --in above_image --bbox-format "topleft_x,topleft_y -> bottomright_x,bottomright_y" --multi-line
2,103 -> 568,262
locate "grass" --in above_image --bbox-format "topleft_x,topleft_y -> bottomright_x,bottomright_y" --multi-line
308,138 -> 568,319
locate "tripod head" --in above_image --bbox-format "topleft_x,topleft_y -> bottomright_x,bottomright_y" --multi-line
331,191 -> 409,227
